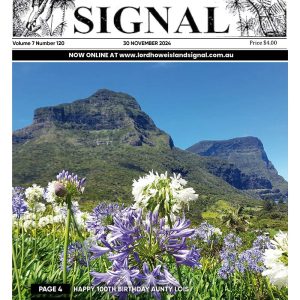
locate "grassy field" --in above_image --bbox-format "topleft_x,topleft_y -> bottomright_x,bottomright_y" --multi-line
12,172 -> 288,300
12,222 -> 287,300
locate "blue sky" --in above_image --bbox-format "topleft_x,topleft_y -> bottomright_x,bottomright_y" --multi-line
12,62 -> 288,179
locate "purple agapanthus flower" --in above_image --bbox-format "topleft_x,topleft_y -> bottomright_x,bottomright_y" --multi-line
193,221 -> 221,244
91,259 -> 140,300
173,246 -> 201,268
12,187 -> 27,219
218,233 -> 275,279
137,263 -> 165,300
252,235 -> 275,251
237,248 -> 265,273
218,233 -> 242,279
223,233 -> 242,250
138,264 -> 181,299
90,207 -> 200,298
56,170 -> 86,194
86,202 -> 124,237
168,217 -> 195,239
60,241 -> 90,271
90,244 -> 111,259
218,249 -> 239,279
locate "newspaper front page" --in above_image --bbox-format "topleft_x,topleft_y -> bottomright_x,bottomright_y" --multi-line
4,0 -> 292,298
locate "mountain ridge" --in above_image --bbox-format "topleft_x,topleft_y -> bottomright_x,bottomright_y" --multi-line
13,89 -> 281,216
187,137 -> 288,201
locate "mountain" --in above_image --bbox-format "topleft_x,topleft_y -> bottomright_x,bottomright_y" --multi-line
187,137 -> 288,201
13,89 -> 257,216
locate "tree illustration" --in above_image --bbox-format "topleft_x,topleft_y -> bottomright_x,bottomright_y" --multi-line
226,0 -> 286,36
13,0 -> 30,36
13,0 -> 76,37
256,0 -> 279,35
243,0 -> 268,35
53,0 -> 75,35
39,17 -> 66,36
269,0 -> 286,35
226,0 -> 245,36
238,17 -> 256,36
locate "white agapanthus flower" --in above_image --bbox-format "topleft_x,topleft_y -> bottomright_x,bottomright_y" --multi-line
45,181 -> 60,203
213,227 -> 222,235
23,219 -> 36,231
25,184 -> 44,203
132,171 -> 198,216
75,212 -> 88,228
262,231 -> 288,289
22,211 -> 36,221
52,201 -> 85,226
271,231 -> 288,253
53,214 -> 65,224
38,215 -> 54,228
34,202 -> 46,213
20,212 -> 37,231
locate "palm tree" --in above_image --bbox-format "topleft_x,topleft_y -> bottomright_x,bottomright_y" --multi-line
221,206 -> 251,233
39,17 -> 66,36
226,0 -> 245,36
244,0 -> 267,36
54,0 -> 75,35
238,17 -> 256,36
21,0 -> 56,36
256,0 -> 279,35
269,0 -> 286,36
13,0 -> 30,36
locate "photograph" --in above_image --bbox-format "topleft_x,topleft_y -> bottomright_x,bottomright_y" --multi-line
12,62 -> 288,299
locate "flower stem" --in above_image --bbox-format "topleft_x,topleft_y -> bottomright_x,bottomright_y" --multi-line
34,212 -> 38,256
166,214 -> 185,299
63,194 -> 72,284
12,240 -> 22,300
50,221 -> 57,273
267,279 -> 276,300
20,226 -> 25,272
70,210 -> 92,300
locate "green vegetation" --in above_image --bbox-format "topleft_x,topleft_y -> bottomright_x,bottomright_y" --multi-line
13,125 -> 260,219
12,231 -> 287,299
198,199 -> 287,232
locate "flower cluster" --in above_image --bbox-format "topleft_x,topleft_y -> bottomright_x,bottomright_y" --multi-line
223,233 -> 242,249
252,235 -> 275,251
86,202 -> 124,237
51,201 -> 87,230
25,184 -> 45,211
12,171 -> 87,231
218,233 -> 241,279
218,234 -> 275,279
12,187 -> 27,219
91,259 -> 181,300
56,170 -> 86,196
193,221 -> 222,244
132,171 -> 198,216
90,208 -> 201,299
60,242 -> 91,271
262,231 -> 288,289
45,181 -> 62,203
237,248 -> 265,273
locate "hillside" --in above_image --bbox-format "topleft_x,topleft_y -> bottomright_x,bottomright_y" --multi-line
13,89 -> 257,216
187,137 -> 288,201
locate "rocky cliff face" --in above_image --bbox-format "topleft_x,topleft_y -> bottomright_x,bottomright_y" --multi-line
13,89 -> 174,148
187,137 -> 288,201
33,89 -> 155,131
